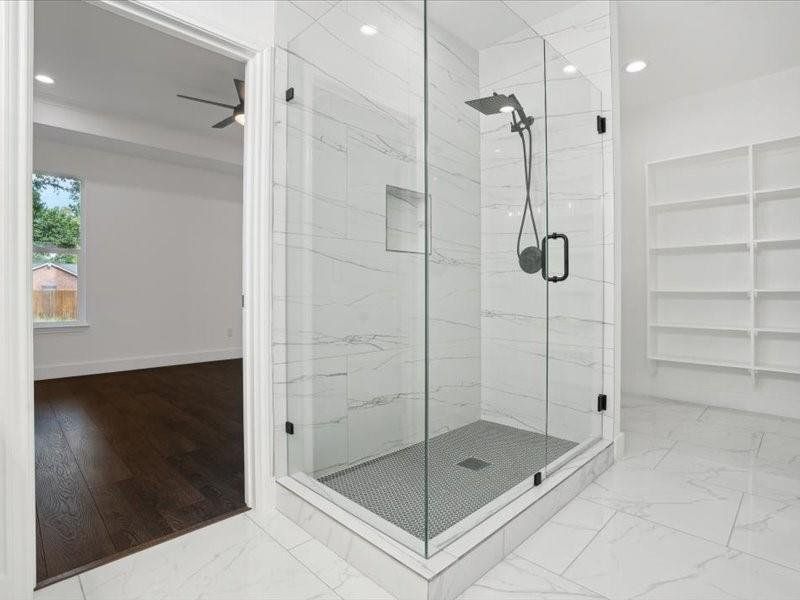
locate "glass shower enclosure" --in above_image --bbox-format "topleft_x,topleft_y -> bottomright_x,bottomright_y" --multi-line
278,0 -> 605,558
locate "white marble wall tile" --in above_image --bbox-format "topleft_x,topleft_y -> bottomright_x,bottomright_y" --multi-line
275,1 -> 315,47
290,1 -> 335,22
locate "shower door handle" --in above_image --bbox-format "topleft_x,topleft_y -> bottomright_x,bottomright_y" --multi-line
541,233 -> 569,283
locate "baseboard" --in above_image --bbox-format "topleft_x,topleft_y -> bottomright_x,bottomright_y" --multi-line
34,347 -> 242,380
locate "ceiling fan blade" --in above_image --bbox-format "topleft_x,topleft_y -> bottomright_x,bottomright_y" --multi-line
234,78 -> 245,103
177,94 -> 237,109
212,115 -> 236,129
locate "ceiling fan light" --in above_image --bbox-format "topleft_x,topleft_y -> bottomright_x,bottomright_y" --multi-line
235,112 -> 246,125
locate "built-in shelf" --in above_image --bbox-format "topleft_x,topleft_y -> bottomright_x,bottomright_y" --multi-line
649,356 -> 800,376
756,365 -> 800,376
754,236 -> 800,247
755,289 -> 800,294
648,354 -> 750,370
650,323 -> 750,333
650,240 -> 749,253
649,192 -> 748,211
754,185 -> 800,199
649,289 -> 751,295
755,327 -> 800,335
647,135 -> 800,379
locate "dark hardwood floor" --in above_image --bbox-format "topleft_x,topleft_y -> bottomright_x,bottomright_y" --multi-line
34,359 -> 245,584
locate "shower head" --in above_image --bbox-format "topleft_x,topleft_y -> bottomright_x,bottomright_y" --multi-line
465,92 -> 519,116
465,92 -> 533,131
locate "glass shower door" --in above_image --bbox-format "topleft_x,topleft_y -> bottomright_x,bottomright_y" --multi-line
543,41 -> 605,470
424,2 -> 552,555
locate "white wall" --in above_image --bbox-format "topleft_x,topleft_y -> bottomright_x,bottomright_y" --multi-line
33,132 -> 243,379
621,65 -> 800,418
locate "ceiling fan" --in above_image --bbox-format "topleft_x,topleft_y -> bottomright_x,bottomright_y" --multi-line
177,78 -> 245,128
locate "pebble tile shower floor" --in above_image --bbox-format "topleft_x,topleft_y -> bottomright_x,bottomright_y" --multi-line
318,420 -> 578,539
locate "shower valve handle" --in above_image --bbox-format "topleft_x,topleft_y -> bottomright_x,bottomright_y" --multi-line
541,233 -> 569,283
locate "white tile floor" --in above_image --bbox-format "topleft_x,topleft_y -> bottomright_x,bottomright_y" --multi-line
36,395 -> 800,600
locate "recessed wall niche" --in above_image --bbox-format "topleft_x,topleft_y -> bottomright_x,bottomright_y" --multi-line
385,184 -> 430,254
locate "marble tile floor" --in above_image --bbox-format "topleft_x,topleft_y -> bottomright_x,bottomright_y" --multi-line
37,394 -> 800,600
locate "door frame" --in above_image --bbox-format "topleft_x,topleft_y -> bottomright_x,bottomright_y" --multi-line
0,2 -> 275,597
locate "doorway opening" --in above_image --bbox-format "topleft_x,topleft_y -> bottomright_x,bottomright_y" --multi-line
33,1 -> 246,586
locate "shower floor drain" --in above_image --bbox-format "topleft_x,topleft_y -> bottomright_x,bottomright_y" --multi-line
318,420 -> 579,539
458,457 -> 490,471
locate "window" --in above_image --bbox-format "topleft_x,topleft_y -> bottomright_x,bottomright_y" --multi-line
32,173 -> 84,325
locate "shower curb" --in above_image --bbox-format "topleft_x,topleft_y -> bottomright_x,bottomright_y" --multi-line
276,440 -> 614,600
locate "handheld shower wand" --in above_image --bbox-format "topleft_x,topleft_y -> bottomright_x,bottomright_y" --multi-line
465,92 -> 541,274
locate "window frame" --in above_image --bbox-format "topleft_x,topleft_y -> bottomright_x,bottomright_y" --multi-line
32,170 -> 88,331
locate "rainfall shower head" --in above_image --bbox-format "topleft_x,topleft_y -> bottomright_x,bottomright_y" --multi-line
465,92 -> 533,131
465,90 -> 541,275
465,92 -> 519,116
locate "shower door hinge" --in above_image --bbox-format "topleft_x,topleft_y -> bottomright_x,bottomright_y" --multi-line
286,87 -> 295,102
597,393 -> 608,412
285,421 -> 295,435
533,472 -> 542,486
596,115 -> 607,134
241,293 -> 245,308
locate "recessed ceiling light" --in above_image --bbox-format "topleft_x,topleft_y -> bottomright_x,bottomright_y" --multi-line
360,24 -> 378,36
35,74 -> 54,84
499,105 -> 514,114
562,64 -> 577,74
625,60 -> 647,73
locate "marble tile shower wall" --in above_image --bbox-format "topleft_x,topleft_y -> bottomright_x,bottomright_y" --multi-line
478,0 -> 614,443
525,0 -> 616,443
271,1 -> 482,478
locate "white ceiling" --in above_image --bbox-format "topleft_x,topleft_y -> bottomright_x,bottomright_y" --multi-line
620,0 -> 800,108
427,0 -> 581,50
34,0 -> 245,143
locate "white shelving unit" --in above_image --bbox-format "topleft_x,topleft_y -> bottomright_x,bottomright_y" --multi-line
646,135 -> 800,379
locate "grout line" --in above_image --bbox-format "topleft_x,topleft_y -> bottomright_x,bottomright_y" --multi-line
696,406 -> 709,422
78,575 -> 87,600
726,493 -> 745,547
582,496 -> 800,578
243,511 -> 308,551
651,440 -> 677,471
559,508 -> 618,577
511,547 -> 613,599
756,431 -> 766,457
287,538 -> 349,600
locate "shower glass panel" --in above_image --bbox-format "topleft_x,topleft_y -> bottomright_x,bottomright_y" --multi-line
424,2 -> 551,554
283,0 -> 427,556
543,41 -> 605,468
281,0 -> 604,560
